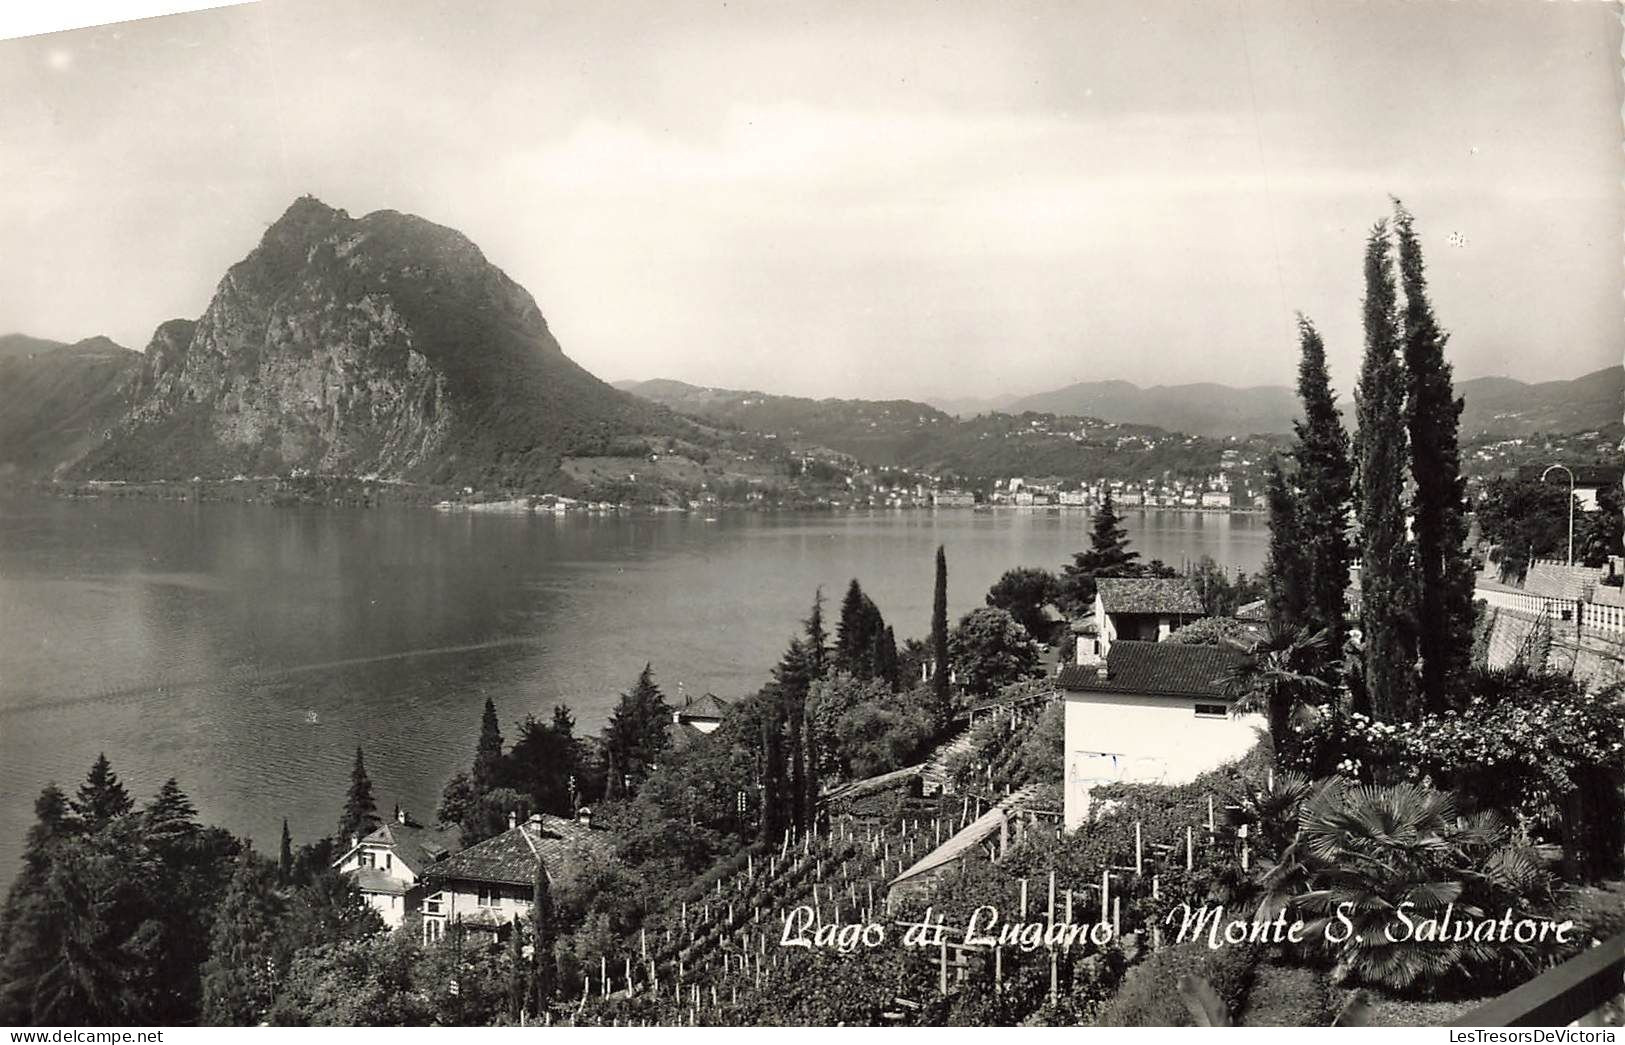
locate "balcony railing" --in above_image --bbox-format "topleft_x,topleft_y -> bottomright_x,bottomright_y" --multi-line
1449,930 -> 1625,1027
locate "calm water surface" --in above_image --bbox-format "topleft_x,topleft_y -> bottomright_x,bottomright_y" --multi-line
0,494 -> 1266,885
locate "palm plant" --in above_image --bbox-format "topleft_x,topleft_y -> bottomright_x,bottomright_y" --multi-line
1220,624 -> 1330,766
1282,781 -> 1553,991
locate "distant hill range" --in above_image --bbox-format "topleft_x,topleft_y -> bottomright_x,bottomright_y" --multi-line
613,379 -> 958,465
0,337 -> 143,476
3,197 -> 695,487
614,378 -> 1225,481
930,368 -> 1623,439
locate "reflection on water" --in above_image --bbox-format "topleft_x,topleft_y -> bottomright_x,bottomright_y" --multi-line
0,494 -> 1267,887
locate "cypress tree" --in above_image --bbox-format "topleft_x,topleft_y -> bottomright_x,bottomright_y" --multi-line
757,691 -> 788,843
881,625 -> 900,691
277,820 -> 294,885
473,697 -> 505,793
931,545 -> 951,730
530,860 -> 554,1011
1291,315 -> 1356,672
338,746 -> 380,842
803,588 -> 829,678
70,752 -> 132,829
835,579 -> 869,675
1394,202 -> 1474,710
1264,460 -> 1310,632
1354,220 -> 1419,721
771,638 -> 815,828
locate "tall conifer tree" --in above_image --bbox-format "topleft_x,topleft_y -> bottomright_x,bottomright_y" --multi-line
199,853 -> 285,1026
70,752 -> 132,829
1354,221 -> 1419,721
1060,492 -> 1140,609
803,588 -> 829,678
277,820 -> 294,885
1264,460 -> 1310,634
1394,202 -> 1474,710
602,665 -> 674,798
473,697 -> 505,793
1291,315 -> 1356,673
338,746 -> 380,842
931,546 -> 951,730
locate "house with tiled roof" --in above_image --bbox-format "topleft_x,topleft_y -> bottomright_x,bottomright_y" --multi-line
1093,577 -> 1207,643
673,692 -> 730,733
332,808 -> 461,929
418,810 -> 613,943
1058,620 -> 1259,830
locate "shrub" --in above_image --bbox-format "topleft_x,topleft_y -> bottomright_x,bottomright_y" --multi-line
1239,963 -> 1336,1026
1093,941 -> 1260,1026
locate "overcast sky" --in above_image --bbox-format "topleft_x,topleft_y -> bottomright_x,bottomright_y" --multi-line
1,0 -> 1619,401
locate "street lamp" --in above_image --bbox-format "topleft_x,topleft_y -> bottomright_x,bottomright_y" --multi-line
1540,464 -> 1576,566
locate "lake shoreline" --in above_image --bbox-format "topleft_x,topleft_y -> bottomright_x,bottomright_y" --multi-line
7,476 -> 1268,517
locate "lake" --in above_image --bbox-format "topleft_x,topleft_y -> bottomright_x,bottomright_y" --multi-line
0,494 -> 1268,885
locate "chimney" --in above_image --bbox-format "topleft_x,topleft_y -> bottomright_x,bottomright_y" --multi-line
526,812 -> 543,829
507,811 -> 517,831
577,806 -> 593,830
395,806 -> 407,825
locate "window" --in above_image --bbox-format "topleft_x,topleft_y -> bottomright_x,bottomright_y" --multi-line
477,885 -> 499,908
384,854 -> 392,871
424,893 -> 444,915
424,920 -> 442,944
1194,703 -> 1228,719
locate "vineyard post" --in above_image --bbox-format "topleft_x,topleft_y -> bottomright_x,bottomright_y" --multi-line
938,937 -> 948,996
1134,821 -> 1143,875
600,957 -> 607,997
1100,869 -> 1110,925
1112,897 -> 1120,938
1019,877 -> 1028,918
1186,826 -> 1194,871
1207,795 -> 1215,834
641,927 -> 647,960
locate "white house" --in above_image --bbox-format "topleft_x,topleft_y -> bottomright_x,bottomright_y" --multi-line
1059,624 -> 1262,830
1093,577 -> 1206,643
418,811 -> 613,944
332,809 -> 461,929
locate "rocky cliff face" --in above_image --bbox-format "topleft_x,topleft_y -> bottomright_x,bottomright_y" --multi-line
77,196 -> 665,486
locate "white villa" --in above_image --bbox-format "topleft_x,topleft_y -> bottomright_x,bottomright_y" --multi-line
1060,588 -> 1261,829
418,810 -> 612,944
332,809 -> 462,928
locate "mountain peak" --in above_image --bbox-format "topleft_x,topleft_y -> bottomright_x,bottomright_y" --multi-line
68,198 -> 668,486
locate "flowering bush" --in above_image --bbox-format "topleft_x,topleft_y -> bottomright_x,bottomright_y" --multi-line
1288,673 -> 1624,878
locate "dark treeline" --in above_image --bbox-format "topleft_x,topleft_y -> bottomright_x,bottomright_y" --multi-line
0,754 -> 378,1026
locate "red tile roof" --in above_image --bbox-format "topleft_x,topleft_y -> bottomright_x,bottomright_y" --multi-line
354,868 -> 406,895
424,815 -> 613,888
348,820 -> 462,877
1057,640 -> 1242,699
1097,577 -> 1205,616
